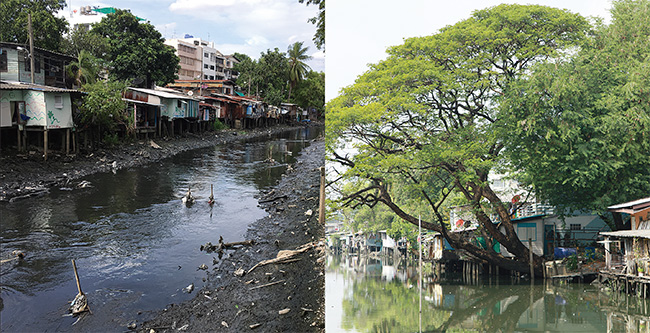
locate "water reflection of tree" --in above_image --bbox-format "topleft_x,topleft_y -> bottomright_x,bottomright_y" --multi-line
341,277 -> 452,332
341,275 -> 549,332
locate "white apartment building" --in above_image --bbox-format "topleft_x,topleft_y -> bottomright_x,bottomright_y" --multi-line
165,38 -> 239,82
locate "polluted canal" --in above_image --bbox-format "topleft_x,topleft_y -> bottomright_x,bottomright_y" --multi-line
0,127 -> 322,332
326,252 -> 650,332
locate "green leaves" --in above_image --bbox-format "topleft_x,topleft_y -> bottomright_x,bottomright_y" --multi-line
91,9 -> 179,87
500,0 -> 650,222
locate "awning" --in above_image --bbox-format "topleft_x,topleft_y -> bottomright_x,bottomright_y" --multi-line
600,229 -> 650,239
123,98 -> 162,107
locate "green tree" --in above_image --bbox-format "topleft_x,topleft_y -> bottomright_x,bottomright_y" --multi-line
233,52 -> 260,96
78,80 -> 128,146
0,0 -> 69,51
61,24 -> 109,59
66,50 -> 102,87
298,0 -> 324,50
287,41 -> 312,103
327,4 -> 590,275
293,70 -> 325,117
500,0 -> 650,230
257,48 -> 290,106
91,9 -> 179,88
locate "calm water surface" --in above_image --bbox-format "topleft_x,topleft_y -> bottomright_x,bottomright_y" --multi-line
0,127 -> 322,332
326,253 -> 650,332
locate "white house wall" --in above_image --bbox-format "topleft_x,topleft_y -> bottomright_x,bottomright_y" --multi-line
44,92 -> 73,128
24,90 -> 46,127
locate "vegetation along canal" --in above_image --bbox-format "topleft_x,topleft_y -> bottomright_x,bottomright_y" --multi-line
0,127 -> 322,332
326,252 -> 650,332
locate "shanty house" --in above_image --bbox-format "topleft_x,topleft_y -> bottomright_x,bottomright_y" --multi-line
599,197 -> 650,273
1,81 -> 79,155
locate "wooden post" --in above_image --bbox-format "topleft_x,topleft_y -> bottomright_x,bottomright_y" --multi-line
529,238 -> 534,282
17,126 -> 21,151
66,128 -> 70,155
43,128 -> 48,161
319,167 -> 325,224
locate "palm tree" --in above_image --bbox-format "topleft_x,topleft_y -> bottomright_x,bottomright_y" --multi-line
66,50 -> 100,88
287,41 -> 311,102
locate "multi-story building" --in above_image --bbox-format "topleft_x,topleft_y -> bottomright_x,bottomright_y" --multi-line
164,38 -> 203,81
165,38 -> 240,90
224,54 -> 239,80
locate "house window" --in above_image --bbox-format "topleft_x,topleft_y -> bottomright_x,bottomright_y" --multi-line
204,74 -> 208,79
54,95 -> 63,108
517,222 -> 537,242
209,75 -> 214,80
570,224 -> 582,231
210,65 -> 214,70
204,52 -> 208,58
0,50 -> 7,72
25,56 -> 41,73
204,64 -> 208,69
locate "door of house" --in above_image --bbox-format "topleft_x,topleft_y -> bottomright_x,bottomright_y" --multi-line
544,224 -> 556,257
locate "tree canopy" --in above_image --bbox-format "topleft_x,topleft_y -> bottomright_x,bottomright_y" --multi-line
327,4 -> 591,274
0,0 -> 69,52
298,0 -> 324,50
287,41 -> 312,102
499,0 -> 650,230
91,9 -> 179,88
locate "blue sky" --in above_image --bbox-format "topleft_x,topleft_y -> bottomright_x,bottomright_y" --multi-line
326,0 -> 614,101
58,0 -> 324,72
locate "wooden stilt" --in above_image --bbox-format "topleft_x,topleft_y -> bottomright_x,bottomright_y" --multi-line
44,127 -> 48,160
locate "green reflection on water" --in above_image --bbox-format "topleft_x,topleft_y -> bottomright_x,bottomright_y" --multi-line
328,253 -> 650,332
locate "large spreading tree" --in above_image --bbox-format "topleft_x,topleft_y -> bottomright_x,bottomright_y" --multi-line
91,9 -> 179,88
327,4 -> 590,275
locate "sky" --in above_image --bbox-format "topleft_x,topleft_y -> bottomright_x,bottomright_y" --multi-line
58,0 -> 324,72
326,0 -> 614,101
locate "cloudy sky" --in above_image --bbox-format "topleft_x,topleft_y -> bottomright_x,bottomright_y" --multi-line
326,0 -> 614,101
59,0 -> 323,72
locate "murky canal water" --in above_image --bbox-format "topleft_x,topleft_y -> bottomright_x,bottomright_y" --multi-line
0,127 -> 322,332
326,253 -> 650,332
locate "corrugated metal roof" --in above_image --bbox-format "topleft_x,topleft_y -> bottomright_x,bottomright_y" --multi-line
128,87 -> 195,100
608,197 -> 650,211
600,229 -> 650,239
0,81 -> 80,93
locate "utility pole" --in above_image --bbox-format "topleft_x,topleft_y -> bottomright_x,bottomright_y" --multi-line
28,13 -> 35,84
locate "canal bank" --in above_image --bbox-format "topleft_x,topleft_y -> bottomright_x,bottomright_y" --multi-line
0,122 -> 322,202
138,137 -> 325,332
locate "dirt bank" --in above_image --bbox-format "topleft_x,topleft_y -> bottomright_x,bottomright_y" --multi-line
0,123 -> 320,202
138,137 -> 325,333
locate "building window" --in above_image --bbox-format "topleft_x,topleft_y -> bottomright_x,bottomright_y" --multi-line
54,95 -> 63,108
204,74 -> 208,79
210,65 -> 214,70
517,222 -> 537,242
570,224 -> 582,231
204,52 -> 208,58
204,64 -> 209,69
209,75 -> 214,80
0,50 -> 7,72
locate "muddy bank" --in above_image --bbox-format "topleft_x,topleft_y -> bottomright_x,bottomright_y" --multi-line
137,136 -> 325,332
0,123 -> 320,202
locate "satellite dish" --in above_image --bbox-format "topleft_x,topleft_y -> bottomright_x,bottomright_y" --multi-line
187,91 -> 194,96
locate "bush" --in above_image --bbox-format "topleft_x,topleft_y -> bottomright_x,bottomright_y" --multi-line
213,119 -> 227,131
